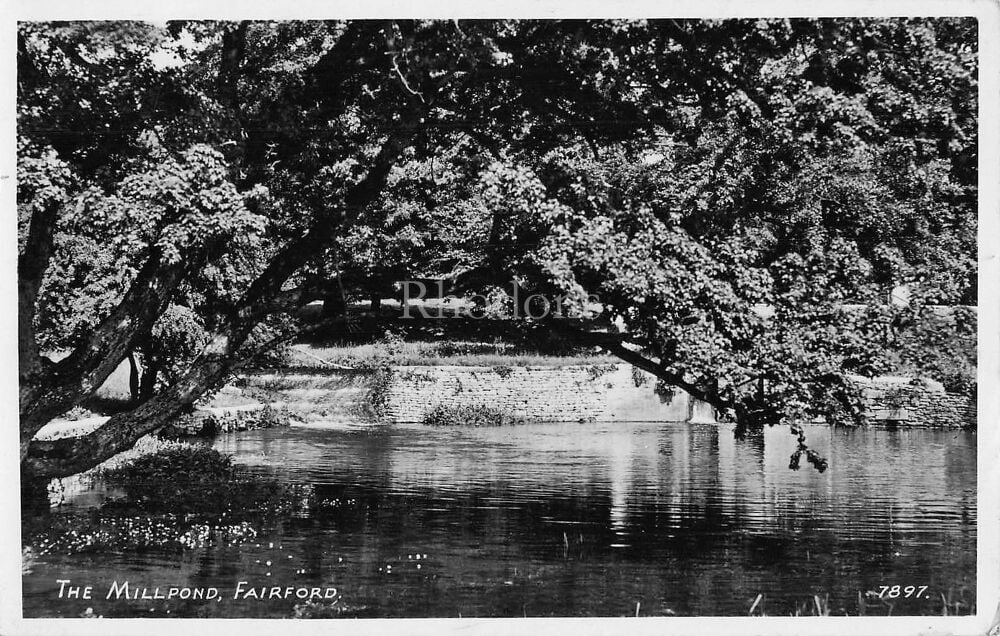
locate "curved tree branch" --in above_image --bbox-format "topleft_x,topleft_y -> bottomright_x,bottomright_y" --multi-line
19,248 -> 190,459
22,116 -> 425,475
541,320 -> 734,414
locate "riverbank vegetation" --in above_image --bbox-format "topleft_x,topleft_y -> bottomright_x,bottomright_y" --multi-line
19,19 -> 977,478
890,306 -> 977,397
285,339 -> 618,369
281,313 -> 622,368
22,444 -> 307,555
422,404 -> 527,427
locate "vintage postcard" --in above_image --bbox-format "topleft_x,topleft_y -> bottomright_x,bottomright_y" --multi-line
1,1 -> 997,635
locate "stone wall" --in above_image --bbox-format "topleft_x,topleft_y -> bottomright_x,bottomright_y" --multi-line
235,364 -> 693,424
846,375 -> 976,428
382,364 -> 691,423
232,365 -> 975,428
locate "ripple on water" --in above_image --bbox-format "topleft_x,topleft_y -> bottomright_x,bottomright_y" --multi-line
24,421 -> 977,618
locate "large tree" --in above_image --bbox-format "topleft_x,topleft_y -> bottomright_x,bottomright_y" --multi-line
18,18 -> 976,479
467,18 -> 977,445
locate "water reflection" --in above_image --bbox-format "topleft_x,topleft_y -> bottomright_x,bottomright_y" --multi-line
23,422 -> 975,617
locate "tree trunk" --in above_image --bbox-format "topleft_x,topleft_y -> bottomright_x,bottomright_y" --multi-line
139,359 -> 159,402
127,351 -> 141,403
19,248 -> 189,460
321,293 -> 346,319
22,335 -> 236,479
21,315 -> 341,479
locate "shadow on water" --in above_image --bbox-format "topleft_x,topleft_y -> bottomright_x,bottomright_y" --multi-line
22,421 -> 976,618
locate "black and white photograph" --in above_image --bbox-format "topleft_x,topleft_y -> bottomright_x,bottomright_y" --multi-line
3,2 -> 998,633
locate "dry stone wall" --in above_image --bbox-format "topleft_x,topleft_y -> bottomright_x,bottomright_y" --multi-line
846,375 -> 976,428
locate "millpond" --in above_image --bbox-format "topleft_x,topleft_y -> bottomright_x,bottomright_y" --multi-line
22,421 -> 976,618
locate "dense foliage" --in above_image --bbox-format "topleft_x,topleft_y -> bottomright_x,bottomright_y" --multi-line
18,19 -> 977,477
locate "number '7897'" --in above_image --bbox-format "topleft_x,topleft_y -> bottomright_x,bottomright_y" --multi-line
876,585 -> 928,599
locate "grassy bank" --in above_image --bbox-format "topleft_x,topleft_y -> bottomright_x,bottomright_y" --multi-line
285,310 -> 620,369
286,340 -> 618,369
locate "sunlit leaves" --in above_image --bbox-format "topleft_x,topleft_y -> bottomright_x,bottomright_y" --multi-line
19,18 -> 977,440
17,137 -> 75,254
34,145 -> 261,350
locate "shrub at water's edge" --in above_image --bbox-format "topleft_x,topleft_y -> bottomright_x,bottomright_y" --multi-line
96,447 -> 293,514
23,446 -> 310,555
890,306 -> 977,399
365,367 -> 395,419
422,404 -> 527,427
157,404 -> 298,438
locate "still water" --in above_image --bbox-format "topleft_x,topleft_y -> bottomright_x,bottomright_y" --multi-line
23,422 -> 976,617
